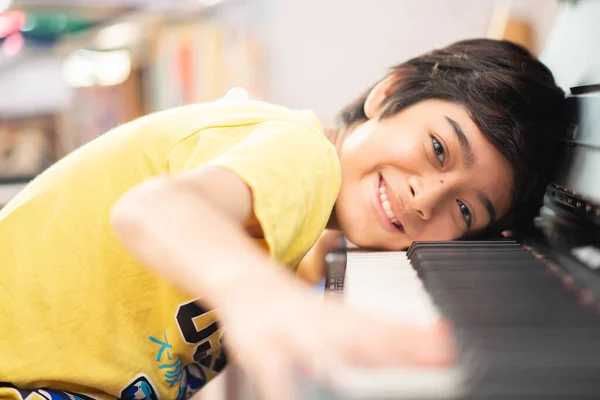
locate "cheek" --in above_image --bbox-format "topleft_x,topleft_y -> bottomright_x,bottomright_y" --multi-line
335,176 -> 389,249
473,169 -> 514,219
341,123 -> 400,165
494,178 -> 514,216
387,132 -> 427,170
415,214 -> 463,242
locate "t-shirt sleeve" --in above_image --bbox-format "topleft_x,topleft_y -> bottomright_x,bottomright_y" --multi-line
171,120 -> 341,267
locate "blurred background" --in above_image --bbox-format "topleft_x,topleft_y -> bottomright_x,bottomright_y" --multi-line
0,0 -> 591,397
0,0 -> 564,208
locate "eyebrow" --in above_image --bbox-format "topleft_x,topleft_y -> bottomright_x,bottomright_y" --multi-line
443,116 -> 496,224
477,190 -> 497,223
445,116 -> 476,167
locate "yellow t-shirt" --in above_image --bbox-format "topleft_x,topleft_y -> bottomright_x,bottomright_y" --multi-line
0,99 -> 341,400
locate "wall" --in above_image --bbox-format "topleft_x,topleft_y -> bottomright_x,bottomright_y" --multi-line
541,0 -> 600,90
0,0 -> 560,121
260,0 -> 559,126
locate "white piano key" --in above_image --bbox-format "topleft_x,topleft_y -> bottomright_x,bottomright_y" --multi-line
327,366 -> 465,400
344,252 -> 440,326
327,251 -> 465,399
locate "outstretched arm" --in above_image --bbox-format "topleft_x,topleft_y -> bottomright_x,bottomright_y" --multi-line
112,164 -> 452,400
111,166 -> 278,309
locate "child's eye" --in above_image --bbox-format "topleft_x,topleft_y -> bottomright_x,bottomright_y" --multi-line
431,136 -> 445,165
457,200 -> 472,228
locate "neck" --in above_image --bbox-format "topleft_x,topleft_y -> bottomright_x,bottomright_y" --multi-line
324,128 -> 341,149
324,127 -> 345,230
324,121 -> 364,232
326,206 -> 340,230
325,125 -> 353,152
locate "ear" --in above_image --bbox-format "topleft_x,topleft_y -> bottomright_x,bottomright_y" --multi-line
364,73 -> 399,119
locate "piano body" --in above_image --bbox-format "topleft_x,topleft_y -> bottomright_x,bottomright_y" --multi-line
307,81 -> 600,399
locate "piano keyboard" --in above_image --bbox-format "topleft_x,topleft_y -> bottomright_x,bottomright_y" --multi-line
320,241 -> 600,399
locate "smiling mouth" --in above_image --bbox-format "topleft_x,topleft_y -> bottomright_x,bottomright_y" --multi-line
377,174 -> 405,233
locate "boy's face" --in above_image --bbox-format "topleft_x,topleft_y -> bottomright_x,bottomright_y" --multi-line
335,99 -> 514,250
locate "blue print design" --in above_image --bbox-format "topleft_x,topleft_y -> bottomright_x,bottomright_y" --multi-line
148,331 -> 172,362
175,364 -> 207,400
42,391 -> 87,400
120,375 -> 158,400
160,357 -> 184,388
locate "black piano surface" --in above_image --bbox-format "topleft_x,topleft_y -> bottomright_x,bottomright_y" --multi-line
315,85 -> 600,399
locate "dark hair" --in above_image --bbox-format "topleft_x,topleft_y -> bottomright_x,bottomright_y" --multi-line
339,38 -> 569,235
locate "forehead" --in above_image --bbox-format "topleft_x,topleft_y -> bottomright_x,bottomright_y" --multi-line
409,99 -> 515,217
398,99 -> 474,125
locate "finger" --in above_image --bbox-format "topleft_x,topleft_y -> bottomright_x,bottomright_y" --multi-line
300,350 -> 337,384
390,318 -> 455,365
339,316 -> 456,367
397,318 -> 456,365
248,350 -> 296,400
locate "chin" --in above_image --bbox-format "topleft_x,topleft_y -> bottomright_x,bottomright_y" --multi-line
337,219 -> 370,249
336,197 -> 410,250
342,226 -> 411,251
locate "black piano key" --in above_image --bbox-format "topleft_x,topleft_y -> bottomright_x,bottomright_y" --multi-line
406,240 -> 519,258
443,304 -> 600,328
321,233 -> 600,399
411,248 -> 533,263
416,262 -> 548,277
412,251 -> 536,272
423,270 -> 559,291
404,240 -> 600,398
319,238 -> 600,399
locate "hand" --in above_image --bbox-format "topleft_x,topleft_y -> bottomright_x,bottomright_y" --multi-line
218,271 -> 454,400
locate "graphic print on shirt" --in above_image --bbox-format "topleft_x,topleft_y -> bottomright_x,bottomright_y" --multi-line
173,364 -> 207,400
120,374 -> 159,400
1,384 -> 99,400
37,391 -> 98,400
1,385 -> 36,400
172,300 -> 229,400
148,330 -> 187,390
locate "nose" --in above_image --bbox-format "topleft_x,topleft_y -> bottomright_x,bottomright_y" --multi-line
407,175 -> 448,220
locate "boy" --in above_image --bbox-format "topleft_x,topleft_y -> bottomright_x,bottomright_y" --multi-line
0,39 -> 567,400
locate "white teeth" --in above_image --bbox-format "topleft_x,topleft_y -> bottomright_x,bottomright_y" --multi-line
382,200 -> 391,211
378,179 -> 399,226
